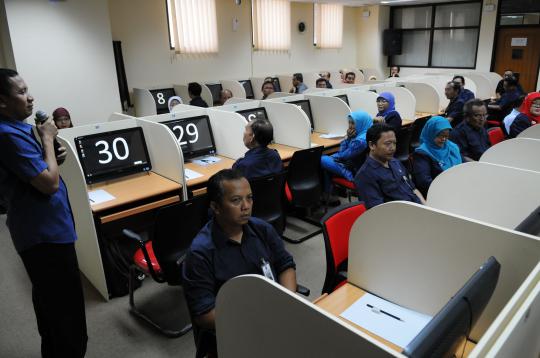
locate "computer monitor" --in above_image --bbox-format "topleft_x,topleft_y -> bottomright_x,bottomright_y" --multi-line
290,99 -> 314,130
162,115 -> 216,160
206,83 -> 223,105
75,127 -> 152,184
240,80 -> 254,99
514,205 -> 540,236
149,88 -> 176,114
403,256 -> 500,358
335,94 -> 350,106
272,77 -> 282,92
236,107 -> 268,122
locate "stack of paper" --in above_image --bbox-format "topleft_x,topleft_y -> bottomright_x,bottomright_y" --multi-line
184,168 -> 203,181
320,133 -> 345,139
88,189 -> 116,206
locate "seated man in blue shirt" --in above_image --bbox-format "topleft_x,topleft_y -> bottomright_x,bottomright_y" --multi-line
444,81 -> 466,127
449,99 -> 491,162
0,68 -> 87,357
188,82 -> 209,108
182,169 -> 297,354
354,124 -> 425,209
232,119 -> 283,179
489,77 -> 521,113
453,75 -> 475,103
290,73 -> 308,94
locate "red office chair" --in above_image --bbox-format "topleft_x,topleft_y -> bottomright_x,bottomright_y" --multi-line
331,177 -> 356,203
487,127 -> 505,146
321,202 -> 367,294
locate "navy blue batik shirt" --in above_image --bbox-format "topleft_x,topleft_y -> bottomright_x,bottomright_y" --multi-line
232,147 -> 283,179
449,121 -> 491,161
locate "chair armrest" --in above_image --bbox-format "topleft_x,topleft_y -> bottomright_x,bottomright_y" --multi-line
122,229 -> 161,281
296,283 -> 310,296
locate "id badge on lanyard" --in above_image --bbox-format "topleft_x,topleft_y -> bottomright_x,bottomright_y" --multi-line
260,258 -> 275,281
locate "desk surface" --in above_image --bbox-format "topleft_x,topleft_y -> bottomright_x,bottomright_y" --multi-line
184,155 -> 236,188
88,172 -> 181,213
315,283 -> 476,356
311,132 -> 343,149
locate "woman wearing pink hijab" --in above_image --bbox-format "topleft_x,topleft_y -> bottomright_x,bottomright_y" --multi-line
52,107 -> 73,129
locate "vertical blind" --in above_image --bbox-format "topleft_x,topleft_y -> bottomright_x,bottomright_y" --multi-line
252,0 -> 291,51
167,0 -> 219,54
314,3 -> 344,49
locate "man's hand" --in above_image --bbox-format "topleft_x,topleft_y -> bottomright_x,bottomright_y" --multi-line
36,118 -> 58,143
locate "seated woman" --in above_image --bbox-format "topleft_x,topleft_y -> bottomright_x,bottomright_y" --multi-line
232,119 -> 282,179
321,110 -> 372,189
52,107 -> 73,129
261,80 -> 275,100
373,92 -> 402,133
412,116 -> 462,197
508,92 -> 540,138
167,95 -> 183,112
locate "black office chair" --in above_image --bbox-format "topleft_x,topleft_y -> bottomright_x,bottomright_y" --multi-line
122,194 -> 210,338
409,115 -> 431,151
249,171 -> 287,235
395,126 -> 413,171
283,146 -> 324,243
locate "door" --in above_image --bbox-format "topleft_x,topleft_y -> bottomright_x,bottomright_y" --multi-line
493,27 -> 540,93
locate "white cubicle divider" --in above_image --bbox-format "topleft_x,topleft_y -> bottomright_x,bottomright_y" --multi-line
372,86 -> 416,120
482,72 -> 503,94
302,71 -> 321,89
305,94 -> 351,135
348,201 -> 540,343
277,74 -> 292,92
223,97 -> 253,105
133,86 -> 160,116
266,91 -> 293,99
175,84 -> 214,108
362,68 -> 383,81
408,76 -> 449,110
170,103 -> 200,113
517,123 -> 540,139
471,261 -> 540,358
220,80 -> 246,99
207,108 -> 250,160
344,89 -> 379,117
427,162 -> 540,230
250,77 -> 265,100
462,72 -> 493,99
480,138 -> 540,173
216,275 -> 399,358
398,82 -> 440,114
108,112 -> 132,121
58,118 -> 184,300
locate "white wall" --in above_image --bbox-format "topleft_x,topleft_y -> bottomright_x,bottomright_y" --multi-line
4,0 -> 121,125
356,5 -> 390,79
108,1 -> 358,91
0,0 -> 14,69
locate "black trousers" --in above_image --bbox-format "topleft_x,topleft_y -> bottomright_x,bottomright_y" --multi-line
19,242 -> 88,358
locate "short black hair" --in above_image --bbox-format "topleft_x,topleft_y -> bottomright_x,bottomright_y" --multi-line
367,123 -> 394,146
453,75 -> 465,84
0,68 -> 19,96
261,80 -> 275,91
316,78 -> 327,86
188,82 -> 202,97
250,119 -> 273,147
293,73 -> 303,82
463,98 -> 485,119
446,81 -> 461,92
207,169 -> 246,205
346,72 -> 355,79
512,95 -> 525,109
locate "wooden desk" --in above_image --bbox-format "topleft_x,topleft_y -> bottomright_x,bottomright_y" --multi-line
415,111 -> 435,119
88,172 -> 182,223
269,143 -> 301,162
184,155 -> 236,194
311,132 -> 342,155
315,283 -> 476,356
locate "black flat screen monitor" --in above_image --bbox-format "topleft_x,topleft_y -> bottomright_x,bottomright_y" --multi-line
335,94 -> 350,106
206,83 -> 223,105
150,88 -> 176,114
162,115 -> 216,160
290,99 -> 314,130
236,107 -> 268,122
514,205 -> 540,236
75,127 -> 152,184
403,256 -> 500,358
240,80 -> 254,99
272,77 -> 282,92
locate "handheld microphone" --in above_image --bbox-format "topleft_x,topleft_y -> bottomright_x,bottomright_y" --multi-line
34,110 -> 62,157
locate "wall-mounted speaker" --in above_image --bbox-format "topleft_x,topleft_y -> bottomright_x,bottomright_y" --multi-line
383,29 -> 402,56
298,22 -> 306,33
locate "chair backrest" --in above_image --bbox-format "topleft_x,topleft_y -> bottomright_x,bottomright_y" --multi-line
286,146 -> 324,208
249,171 -> 287,234
320,202 -> 367,294
152,194 -> 210,284
409,116 -> 431,150
488,126 -> 505,146
395,126 -> 413,162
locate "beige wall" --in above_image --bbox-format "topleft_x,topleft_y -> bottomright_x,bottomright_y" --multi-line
108,1 -> 358,91
4,0 -> 121,125
356,5 -> 390,79
0,0 -> 14,69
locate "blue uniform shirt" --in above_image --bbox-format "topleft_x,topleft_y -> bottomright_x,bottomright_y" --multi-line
458,88 -> 475,103
509,113 -> 532,139
383,111 -> 402,133
444,97 -> 465,127
182,217 -> 295,316
354,156 -> 421,209
449,121 -> 490,161
232,146 -> 283,179
0,118 -> 76,253
412,151 -> 444,198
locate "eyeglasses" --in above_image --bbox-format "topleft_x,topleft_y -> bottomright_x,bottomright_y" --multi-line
472,113 -> 488,118
531,104 -> 540,108
376,99 -> 389,103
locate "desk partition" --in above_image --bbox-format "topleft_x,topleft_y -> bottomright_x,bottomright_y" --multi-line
133,84 -> 186,116
220,80 -> 247,99
398,82 -> 440,114
304,94 -> 351,135
344,89 -> 379,117
174,84 -> 214,108
427,162 -> 540,230
372,86 -> 416,121
518,124 -> 540,139
480,138 -> 540,173
462,72 -> 493,99
58,118 -> 184,299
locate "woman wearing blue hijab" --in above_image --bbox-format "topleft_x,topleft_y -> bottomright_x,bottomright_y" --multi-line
321,110 -> 372,192
374,92 -> 402,133
412,116 -> 462,197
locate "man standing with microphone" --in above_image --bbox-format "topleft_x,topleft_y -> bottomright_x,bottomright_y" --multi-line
0,68 -> 87,357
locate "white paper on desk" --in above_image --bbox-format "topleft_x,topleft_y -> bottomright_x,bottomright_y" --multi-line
88,189 -> 116,206
184,168 -> 203,181
310,142 -> 320,148
340,293 -> 432,348
320,133 -> 345,139
192,156 -> 221,166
